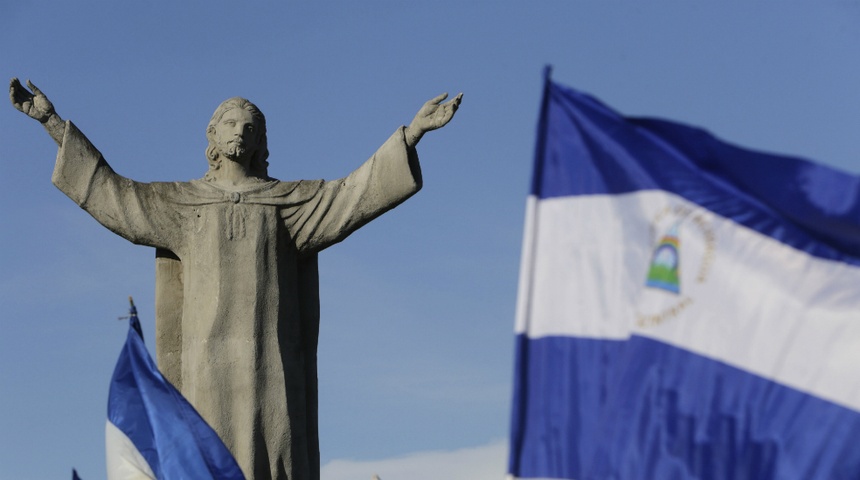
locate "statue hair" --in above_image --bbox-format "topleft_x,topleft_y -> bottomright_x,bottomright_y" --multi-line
204,97 -> 270,180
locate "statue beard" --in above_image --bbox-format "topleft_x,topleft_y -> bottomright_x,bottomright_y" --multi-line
217,139 -> 251,163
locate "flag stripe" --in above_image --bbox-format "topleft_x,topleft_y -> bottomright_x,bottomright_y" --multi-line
517,191 -> 860,411
533,82 -> 860,265
105,420 -> 156,480
509,335 -> 860,480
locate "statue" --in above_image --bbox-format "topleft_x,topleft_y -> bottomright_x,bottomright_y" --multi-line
10,78 -> 462,480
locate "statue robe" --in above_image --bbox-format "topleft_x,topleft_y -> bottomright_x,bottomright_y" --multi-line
52,121 -> 422,480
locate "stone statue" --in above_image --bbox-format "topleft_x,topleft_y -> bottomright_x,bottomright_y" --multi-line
10,78 -> 462,480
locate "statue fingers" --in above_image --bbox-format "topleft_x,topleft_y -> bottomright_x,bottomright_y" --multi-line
9,77 -> 25,102
443,92 -> 462,109
9,78 -> 32,112
9,78 -> 18,105
436,93 -> 461,120
442,95 -> 460,112
26,79 -> 44,97
426,92 -> 448,106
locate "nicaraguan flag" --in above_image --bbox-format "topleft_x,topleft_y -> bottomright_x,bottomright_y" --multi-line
508,71 -> 860,480
107,301 -> 245,479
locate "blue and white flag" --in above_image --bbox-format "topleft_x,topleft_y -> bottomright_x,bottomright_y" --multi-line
107,301 -> 245,480
508,71 -> 860,480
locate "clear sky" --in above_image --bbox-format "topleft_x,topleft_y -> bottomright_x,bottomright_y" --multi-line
2,2 -> 859,479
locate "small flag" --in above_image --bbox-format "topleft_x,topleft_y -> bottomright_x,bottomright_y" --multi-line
106,299 -> 245,479
508,69 -> 860,479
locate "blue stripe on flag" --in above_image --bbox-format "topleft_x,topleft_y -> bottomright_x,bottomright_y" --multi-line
533,78 -> 860,264
509,335 -> 860,480
108,304 -> 245,479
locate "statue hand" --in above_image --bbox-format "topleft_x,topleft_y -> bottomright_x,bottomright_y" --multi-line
10,78 -> 55,123
405,92 -> 463,147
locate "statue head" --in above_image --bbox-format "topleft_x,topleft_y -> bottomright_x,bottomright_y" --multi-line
205,97 -> 270,180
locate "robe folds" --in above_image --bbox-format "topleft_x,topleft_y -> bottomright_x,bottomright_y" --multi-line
52,121 -> 422,480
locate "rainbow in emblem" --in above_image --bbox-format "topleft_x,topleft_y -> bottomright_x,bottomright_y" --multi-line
646,223 -> 681,294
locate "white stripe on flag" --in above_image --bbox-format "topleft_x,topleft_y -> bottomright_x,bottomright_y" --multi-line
516,190 -> 860,411
105,420 -> 156,480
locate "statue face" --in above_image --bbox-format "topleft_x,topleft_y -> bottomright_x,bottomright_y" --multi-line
213,108 -> 258,162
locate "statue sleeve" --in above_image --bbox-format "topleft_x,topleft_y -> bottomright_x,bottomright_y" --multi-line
52,121 -> 184,252
288,126 -> 422,254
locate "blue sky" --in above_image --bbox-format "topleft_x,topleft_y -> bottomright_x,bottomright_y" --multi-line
2,2 -> 859,479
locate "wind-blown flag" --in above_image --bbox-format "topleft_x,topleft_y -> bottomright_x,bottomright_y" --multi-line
508,71 -> 860,480
107,301 -> 245,480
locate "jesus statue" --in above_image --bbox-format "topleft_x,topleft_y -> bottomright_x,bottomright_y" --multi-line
10,77 -> 462,480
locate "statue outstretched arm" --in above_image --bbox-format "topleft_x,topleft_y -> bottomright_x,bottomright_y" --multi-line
10,78 -> 185,251
50,122 -> 186,252
9,78 -> 65,146
290,93 -> 463,252
404,92 -> 463,148
288,127 -> 421,253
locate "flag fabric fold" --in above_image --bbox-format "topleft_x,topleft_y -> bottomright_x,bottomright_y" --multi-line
508,72 -> 860,480
107,302 -> 245,480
